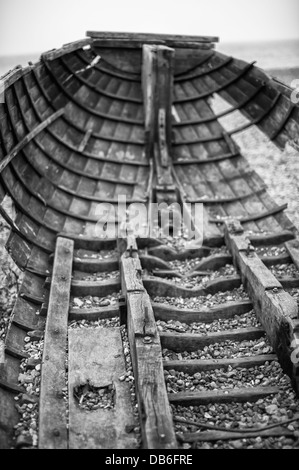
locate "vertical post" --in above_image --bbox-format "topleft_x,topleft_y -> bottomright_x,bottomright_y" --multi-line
142,45 -> 176,203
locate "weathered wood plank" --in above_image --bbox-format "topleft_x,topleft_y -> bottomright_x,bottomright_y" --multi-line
68,328 -> 138,449
160,327 -> 265,352
142,45 -> 175,189
38,237 -> 74,449
41,38 -> 92,61
224,220 -> 299,392
168,386 -> 279,405
87,31 -> 219,44
163,354 -> 277,373
286,238 -> 299,271
0,109 -> 64,174
120,237 -> 176,448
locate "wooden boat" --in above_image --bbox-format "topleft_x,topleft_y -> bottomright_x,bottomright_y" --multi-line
0,32 -> 299,449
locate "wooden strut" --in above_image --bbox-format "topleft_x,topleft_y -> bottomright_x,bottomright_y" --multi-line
0,108 -> 64,174
224,219 -> 299,393
142,44 -> 177,203
38,236 -> 74,449
119,234 -> 176,449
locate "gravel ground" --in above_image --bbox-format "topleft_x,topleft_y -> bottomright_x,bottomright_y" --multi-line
74,248 -> 118,259
69,317 -> 120,329
162,337 -> 272,361
172,385 -> 299,449
165,361 -> 288,393
157,310 -> 260,334
161,264 -> 237,288
168,258 -> 206,273
72,270 -> 120,281
269,263 -> 299,278
0,198 -> 22,342
71,292 -> 121,309
14,337 -> 43,448
254,245 -> 287,257
153,286 -> 248,309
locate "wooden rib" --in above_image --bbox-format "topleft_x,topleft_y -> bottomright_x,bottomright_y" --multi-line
173,62 -> 255,103
160,327 -> 264,352
173,84 -> 265,125
69,305 -> 120,321
270,103 -> 296,140
173,151 -> 239,163
224,220 -> 299,391
143,274 -> 241,299
0,108 -> 64,174
187,187 -> 267,204
119,237 -> 176,449
168,386 -> 279,405
209,203 -> 288,224
174,52 -> 215,79
190,254 -> 233,271
152,299 -> 252,324
0,378 -> 23,394
71,278 -> 121,296
28,69 -> 146,155
261,253 -> 292,267
26,70 -> 147,160
249,230 -> 295,246
39,237 -> 73,449
229,92 -> 281,135
43,59 -> 144,127
178,427 -> 294,442
73,256 -> 119,273
163,354 -> 277,373
174,56 -> 233,82
60,55 -> 143,103
173,91 -> 279,144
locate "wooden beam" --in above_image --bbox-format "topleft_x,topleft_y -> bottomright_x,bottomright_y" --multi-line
224,220 -> 299,393
120,237 -> 176,449
0,109 -> 64,174
41,38 -> 92,61
87,31 -> 219,44
38,237 -> 74,449
142,45 -> 176,196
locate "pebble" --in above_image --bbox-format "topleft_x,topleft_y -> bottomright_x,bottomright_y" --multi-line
154,286 -> 248,310
157,310 -> 260,334
71,291 -> 121,310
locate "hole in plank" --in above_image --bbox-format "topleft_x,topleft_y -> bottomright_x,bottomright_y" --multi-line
73,380 -> 115,411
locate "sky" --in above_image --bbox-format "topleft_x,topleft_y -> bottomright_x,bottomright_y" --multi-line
0,0 -> 299,56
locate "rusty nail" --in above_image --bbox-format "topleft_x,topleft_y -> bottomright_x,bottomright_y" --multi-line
273,287 -> 278,293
